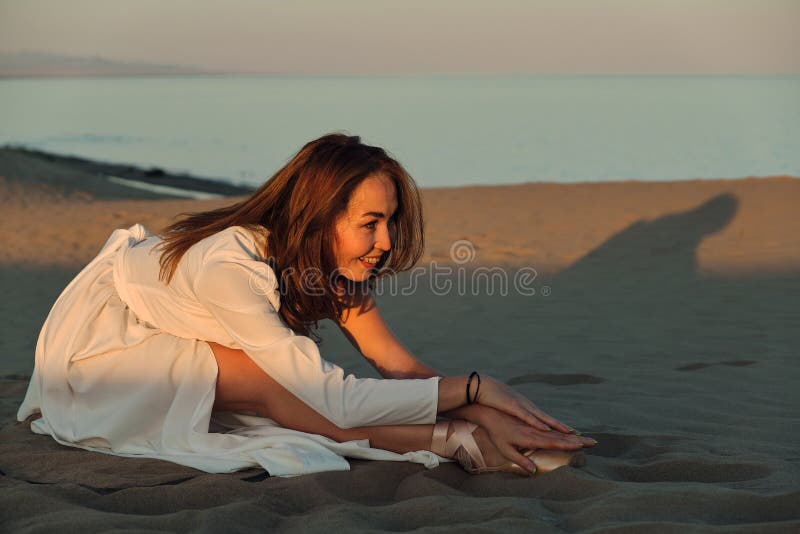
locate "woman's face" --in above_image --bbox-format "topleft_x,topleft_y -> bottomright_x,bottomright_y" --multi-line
333,174 -> 398,281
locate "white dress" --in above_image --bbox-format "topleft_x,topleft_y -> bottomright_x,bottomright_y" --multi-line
17,224 -> 447,477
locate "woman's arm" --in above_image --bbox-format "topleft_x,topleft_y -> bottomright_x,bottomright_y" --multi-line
194,252 -> 443,429
336,293 -> 492,426
336,293 -> 582,435
335,292 -> 431,379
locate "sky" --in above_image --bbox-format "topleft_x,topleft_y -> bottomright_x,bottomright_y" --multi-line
1,0 -> 799,75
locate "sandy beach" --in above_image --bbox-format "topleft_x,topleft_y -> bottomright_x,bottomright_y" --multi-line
1,147 -> 798,532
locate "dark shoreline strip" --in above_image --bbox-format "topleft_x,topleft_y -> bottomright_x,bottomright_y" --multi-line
0,145 -> 254,198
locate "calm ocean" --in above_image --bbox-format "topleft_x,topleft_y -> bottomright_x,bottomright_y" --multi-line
1,75 -> 798,188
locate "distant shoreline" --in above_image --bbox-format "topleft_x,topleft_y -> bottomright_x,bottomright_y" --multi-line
0,145 -> 253,200
2,145 -> 796,201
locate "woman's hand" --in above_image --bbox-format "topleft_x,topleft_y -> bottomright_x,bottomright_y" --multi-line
478,407 -> 595,469
475,375 -> 575,434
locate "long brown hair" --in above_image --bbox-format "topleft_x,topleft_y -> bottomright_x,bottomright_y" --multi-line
155,132 -> 425,342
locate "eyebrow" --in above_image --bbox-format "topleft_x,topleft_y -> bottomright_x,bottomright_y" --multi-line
360,209 -> 396,218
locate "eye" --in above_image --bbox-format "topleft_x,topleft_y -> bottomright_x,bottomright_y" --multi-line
364,220 -> 378,229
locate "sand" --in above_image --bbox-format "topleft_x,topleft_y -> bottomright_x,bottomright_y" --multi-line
1,148 -> 798,532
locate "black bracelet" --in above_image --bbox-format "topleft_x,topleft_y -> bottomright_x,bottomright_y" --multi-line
466,371 -> 481,404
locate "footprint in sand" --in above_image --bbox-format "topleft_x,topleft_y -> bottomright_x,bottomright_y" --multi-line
507,373 -> 605,386
614,458 -> 771,483
242,472 -> 271,483
675,360 -> 756,372
589,434 -> 772,483
719,360 -> 757,367
0,374 -> 30,380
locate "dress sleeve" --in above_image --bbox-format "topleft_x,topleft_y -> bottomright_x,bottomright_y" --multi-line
193,257 -> 441,429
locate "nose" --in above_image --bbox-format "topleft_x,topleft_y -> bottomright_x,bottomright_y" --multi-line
376,222 -> 393,253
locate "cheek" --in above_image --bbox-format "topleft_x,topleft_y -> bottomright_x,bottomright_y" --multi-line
337,231 -> 367,261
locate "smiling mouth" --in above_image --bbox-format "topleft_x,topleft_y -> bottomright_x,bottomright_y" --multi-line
359,256 -> 381,265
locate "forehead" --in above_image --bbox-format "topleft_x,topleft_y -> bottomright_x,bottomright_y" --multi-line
346,175 -> 397,212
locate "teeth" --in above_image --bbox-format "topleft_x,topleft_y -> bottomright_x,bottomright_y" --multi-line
360,257 -> 379,264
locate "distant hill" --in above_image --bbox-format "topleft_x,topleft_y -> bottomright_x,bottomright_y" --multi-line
0,51 -> 209,78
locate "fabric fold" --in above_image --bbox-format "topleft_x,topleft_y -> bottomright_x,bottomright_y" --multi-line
17,224 -> 450,477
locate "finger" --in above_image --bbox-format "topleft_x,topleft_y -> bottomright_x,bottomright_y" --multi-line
545,429 -> 596,447
498,444 -> 537,474
527,432 -> 585,451
555,432 -> 594,446
499,394 -> 573,435
497,400 -> 550,431
508,393 -> 571,433
527,406 -> 573,434
522,408 -> 565,434
513,407 -> 552,432
561,433 -> 596,447
540,439 -> 583,451
521,408 -> 589,442
529,408 -> 567,431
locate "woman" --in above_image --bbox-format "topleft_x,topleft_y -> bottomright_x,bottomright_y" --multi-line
17,133 -> 594,477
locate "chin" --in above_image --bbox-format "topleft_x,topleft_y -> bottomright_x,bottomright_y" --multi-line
337,268 -> 366,282
335,273 -> 371,295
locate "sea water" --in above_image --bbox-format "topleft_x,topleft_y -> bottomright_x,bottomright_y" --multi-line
1,75 -> 798,188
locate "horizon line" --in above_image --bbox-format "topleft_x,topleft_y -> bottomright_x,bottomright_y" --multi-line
3,72 -> 800,80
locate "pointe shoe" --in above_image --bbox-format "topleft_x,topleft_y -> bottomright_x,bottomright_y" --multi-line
430,420 -> 586,477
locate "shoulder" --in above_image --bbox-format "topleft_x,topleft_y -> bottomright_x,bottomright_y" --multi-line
200,225 -> 271,263
192,226 -> 281,310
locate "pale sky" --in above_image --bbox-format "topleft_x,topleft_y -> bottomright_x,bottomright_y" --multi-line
1,0 -> 798,74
